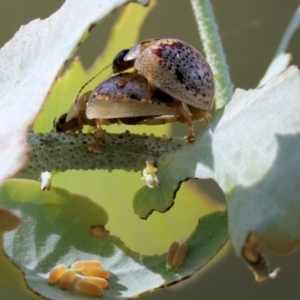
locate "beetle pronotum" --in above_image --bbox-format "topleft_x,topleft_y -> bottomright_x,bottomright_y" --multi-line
55,91 -> 95,134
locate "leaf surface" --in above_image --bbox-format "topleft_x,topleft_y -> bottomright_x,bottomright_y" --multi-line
1,180 -> 228,299
133,66 -> 300,256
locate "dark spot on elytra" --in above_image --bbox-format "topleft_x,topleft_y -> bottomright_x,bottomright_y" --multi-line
175,68 -> 184,84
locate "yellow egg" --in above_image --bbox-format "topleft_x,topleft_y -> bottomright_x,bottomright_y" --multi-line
48,264 -> 66,284
75,279 -> 103,296
81,276 -> 108,289
81,266 -> 110,279
71,260 -> 102,271
60,269 -> 77,290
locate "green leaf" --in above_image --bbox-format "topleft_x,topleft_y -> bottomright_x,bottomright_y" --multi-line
1,180 -> 228,299
0,0 -> 149,185
133,66 -> 300,256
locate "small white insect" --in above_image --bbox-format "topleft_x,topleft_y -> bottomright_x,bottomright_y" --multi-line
141,161 -> 160,188
40,171 -> 52,191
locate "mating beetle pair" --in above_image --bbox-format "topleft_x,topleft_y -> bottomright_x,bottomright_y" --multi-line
56,38 -> 215,145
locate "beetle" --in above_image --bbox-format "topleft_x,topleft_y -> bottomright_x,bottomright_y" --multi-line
112,38 -> 215,140
55,73 -> 186,150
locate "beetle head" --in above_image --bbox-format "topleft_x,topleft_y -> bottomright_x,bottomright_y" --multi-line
55,113 -> 80,133
55,113 -> 68,132
112,49 -> 134,73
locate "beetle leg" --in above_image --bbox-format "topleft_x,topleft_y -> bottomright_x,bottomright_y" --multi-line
203,112 -> 211,124
185,119 -> 195,143
187,105 -> 211,123
89,119 -> 106,153
177,103 -> 195,142
141,81 -> 154,104
116,69 -> 138,87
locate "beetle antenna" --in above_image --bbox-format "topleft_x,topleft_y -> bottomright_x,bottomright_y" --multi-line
75,63 -> 112,101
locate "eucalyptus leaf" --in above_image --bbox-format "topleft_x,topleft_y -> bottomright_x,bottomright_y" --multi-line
133,66 -> 300,257
1,180 -> 228,299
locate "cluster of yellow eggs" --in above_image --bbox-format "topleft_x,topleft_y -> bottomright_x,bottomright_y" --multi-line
48,260 -> 110,296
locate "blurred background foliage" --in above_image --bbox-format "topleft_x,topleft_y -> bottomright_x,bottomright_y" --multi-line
1,1 -> 300,299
